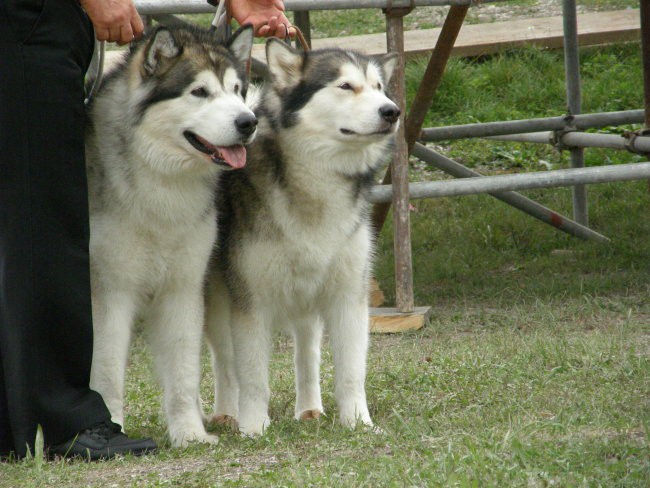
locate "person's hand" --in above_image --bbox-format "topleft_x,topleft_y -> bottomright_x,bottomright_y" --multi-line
80,0 -> 144,45
230,0 -> 295,38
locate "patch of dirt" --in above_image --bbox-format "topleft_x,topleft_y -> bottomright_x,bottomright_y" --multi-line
408,0 -> 624,29
77,452 -> 280,487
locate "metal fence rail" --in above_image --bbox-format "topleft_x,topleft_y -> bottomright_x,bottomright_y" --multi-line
128,0 -> 648,312
487,132 -> 650,153
369,160 -> 650,203
133,0 -> 504,15
420,110 -> 646,142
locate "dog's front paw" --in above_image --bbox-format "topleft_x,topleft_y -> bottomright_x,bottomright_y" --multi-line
238,415 -> 270,437
339,409 -> 373,431
170,429 -> 220,448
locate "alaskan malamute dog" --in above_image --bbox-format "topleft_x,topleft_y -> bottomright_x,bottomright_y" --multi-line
205,39 -> 399,435
86,24 -> 256,447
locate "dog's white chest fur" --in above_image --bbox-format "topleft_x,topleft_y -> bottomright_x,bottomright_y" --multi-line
243,156 -> 369,318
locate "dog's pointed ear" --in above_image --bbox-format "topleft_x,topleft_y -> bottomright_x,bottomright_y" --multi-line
266,38 -> 303,89
377,53 -> 398,85
227,25 -> 254,66
143,26 -> 181,76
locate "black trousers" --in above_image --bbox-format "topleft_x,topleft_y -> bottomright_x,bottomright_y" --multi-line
0,0 -> 111,457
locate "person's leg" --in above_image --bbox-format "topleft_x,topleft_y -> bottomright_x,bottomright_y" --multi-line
0,0 -> 118,457
0,359 -> 14,457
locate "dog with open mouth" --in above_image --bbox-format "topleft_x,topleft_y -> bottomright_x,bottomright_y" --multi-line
85,23 -> 255,447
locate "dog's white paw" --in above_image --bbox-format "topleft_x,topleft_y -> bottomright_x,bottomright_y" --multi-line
170,429 -> 220,448
339,413 -> 374,431
238,416 -> 270,437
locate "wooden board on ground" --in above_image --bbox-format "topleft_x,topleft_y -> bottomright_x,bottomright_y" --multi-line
252,9 -> 640,59
369,306 -> 432,333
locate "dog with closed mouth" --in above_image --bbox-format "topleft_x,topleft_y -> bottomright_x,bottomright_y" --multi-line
205,39 -> 400,436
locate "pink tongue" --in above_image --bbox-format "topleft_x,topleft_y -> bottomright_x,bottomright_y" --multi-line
217,145 -> 246,169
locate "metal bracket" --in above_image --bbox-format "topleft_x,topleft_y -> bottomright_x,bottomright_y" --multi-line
624,128 -> 650,156
551,115 -> 577,150
383,0 -> 415,18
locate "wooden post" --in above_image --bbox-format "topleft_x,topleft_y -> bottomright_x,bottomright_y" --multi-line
372,4 -> 468,234
385,8 -> 414,313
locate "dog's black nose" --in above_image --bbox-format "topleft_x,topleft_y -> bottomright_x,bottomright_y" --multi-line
235,113 -> 258,137
379,104 -> 400,124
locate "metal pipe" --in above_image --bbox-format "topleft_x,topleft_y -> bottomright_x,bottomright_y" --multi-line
369,158 -> 650,202
563,0 -> 587,224
487,131 -> 650,153
133,0 -> 504,15
386,9 -> 414,313
394,144 -> 612,242
486,132 -> 553,144
419,110 -> 646,142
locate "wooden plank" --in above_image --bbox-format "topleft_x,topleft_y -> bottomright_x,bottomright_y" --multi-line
251,9 -> 640,59
103,10 -> 640,71
369,306 -> 432,333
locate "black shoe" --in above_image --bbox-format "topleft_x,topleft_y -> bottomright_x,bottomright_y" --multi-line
49,420 -> 157,460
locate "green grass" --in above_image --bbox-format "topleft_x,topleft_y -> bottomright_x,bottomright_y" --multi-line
2,7 -> 649,487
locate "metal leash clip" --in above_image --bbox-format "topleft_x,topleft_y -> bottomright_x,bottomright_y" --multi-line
207,0 -> 232,42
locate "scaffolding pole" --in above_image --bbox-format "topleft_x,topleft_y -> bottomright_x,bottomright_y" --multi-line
419,110 -> 645,142
562,0 -> 587,224
401,144 -> 613,242
487,131 -> 650,153
369,158 -> 650,203
133,0 -> 506,15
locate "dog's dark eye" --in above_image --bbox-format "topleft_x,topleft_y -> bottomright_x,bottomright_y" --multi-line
338,82 -> 353,91
191,87 -> 209,98
376,83 -> 382,90
234,84 -> 240,95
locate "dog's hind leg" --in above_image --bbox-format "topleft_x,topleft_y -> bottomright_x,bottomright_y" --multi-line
204,275 -> 238,426
90,290 -> 137,429
292,317 -> 324,421
231,307 -> 272,436
147,290 -> 218,447
323,296 -> 373,429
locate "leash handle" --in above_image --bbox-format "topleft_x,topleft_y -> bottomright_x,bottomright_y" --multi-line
292,26 -> 310,51
208,0 -> 308,52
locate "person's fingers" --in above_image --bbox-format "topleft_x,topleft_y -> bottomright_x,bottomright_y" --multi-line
257,25 -> 270,37
287,25 -> 297,38
130,5 -> 145,38
265,16 -> 279,36
95,27 -> 110,42
276,23 -> 287,39
118,23 -> 134,45
108,25 -> 122,43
